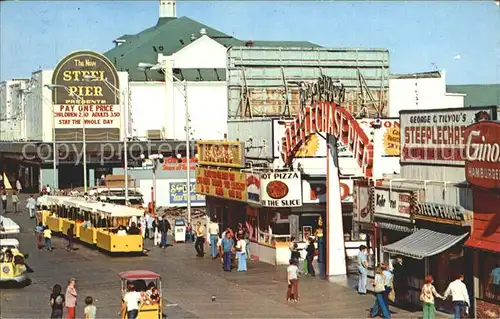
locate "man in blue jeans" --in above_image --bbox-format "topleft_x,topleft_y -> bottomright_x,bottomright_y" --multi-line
221,232 -> 233,271
358,245 -> 368,295
443,274 -> 470,319
207,218 -> 220,259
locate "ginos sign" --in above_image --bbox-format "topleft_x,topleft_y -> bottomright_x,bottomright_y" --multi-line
281,102 -> 373,177
464,121 -> 500,189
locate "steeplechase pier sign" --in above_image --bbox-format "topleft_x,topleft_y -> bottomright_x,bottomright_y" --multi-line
281,102 -> 374,177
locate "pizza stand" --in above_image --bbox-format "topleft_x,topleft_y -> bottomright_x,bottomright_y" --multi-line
250,170 -> 303,266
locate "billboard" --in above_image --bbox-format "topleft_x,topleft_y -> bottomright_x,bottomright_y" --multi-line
260,171 -> 302,207
357,119 -> 400,157
168,180 -> 205,206
227,47 -> 390,119
464,121 -> 500,189
195,167 -> 247,202
51,50 -> 121,129
197,141 -> 245,168
400,106 -> 497,166
373,188 -> 413,220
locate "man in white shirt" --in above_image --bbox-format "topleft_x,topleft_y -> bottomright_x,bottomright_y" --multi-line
443,274 -> 470,319
207,219 -> 219,259
26,195 -> 36,219
45,185 -> 51,195
122,284 -> 142,319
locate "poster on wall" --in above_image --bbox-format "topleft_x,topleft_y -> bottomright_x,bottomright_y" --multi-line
302,179 -> 354,204
400,106 -> 497,165
51,50 -> 121,128
354,183 -> 371,223
168,180 -> 205,207
260,171 -> 302,207
373,188 -> 413,219
358,119 -> 400,157
246,173 -> 261,205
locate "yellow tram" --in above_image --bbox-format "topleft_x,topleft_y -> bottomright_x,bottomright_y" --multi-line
38,196 -> 145,254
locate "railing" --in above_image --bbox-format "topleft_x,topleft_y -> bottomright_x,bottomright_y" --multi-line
258,231 -> 291,247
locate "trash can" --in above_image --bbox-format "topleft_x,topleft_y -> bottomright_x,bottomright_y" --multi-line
174,219 -> 186,243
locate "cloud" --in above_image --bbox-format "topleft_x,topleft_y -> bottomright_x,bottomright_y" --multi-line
453,54 -> 461,60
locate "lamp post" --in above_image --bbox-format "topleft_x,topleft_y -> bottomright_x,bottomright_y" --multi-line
45,84 -> 87,193
140,153 -> 163,215
138,61 -> 192,224
84,75 -> 129,203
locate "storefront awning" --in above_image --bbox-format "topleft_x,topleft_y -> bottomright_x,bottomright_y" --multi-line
464,237 -> 500,254
376,221 -> 416,233
383,229 -> 468,260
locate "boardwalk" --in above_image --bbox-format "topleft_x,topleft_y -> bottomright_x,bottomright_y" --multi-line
0,195 -> 441,318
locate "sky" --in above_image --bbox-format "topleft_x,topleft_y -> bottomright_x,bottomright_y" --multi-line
1,1 -> 499,84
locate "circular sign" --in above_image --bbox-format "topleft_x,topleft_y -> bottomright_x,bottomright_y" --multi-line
2,266 -> 10,274
266,181 -> 289,199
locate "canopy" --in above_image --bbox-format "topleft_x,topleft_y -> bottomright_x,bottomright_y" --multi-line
119,270 -> 160,280
43,195 -> 144,217
383,229 -> 468,260
0,238 -> 20,248
0,216 -> 20,235
97,204 -> 145,217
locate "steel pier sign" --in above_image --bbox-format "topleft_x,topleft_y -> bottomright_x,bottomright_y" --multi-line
51,50 -> 121,128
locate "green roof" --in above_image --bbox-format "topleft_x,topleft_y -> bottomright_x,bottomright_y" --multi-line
104,16 -> 320,81
446,84 -> 500,107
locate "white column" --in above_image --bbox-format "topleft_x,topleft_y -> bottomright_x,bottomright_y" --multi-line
159,55 -> 175,139
371,124 -> 384,180
326,134 -> 346,276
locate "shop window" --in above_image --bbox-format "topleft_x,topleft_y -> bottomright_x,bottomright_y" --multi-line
257,209 -> 291,247
245,207 -> 258,242
480,252 -> 500,303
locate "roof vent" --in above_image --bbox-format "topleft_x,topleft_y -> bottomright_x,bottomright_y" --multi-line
200,28 -> 207,36
113,39 -> 127,47
245,41 -> 254,47
190,34 -> 196,42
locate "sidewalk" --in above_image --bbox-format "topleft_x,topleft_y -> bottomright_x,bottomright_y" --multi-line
2,194 -> 450,318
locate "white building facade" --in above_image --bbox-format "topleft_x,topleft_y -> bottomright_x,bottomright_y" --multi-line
388,70 -> 465,117
0,79 -> 30,141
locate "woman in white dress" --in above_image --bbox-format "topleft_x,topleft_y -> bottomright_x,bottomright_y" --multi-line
154,217 -> 161,246
140,215 -> 147,239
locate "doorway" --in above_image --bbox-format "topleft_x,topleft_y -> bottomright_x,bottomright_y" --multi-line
58,164 -> 85,190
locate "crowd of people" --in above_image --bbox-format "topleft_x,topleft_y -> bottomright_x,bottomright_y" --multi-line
190,219 -> 251,272
49,278 -> 96,319
357,245 -> 471,319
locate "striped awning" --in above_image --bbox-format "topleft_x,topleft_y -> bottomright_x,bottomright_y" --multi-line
376,221 -> 416,233
383,229 -> 468,260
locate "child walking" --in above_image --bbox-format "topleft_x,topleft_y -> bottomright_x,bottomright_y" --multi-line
43,226 -> 53,251
84,296 -> 97,319
287,259 -> 299,303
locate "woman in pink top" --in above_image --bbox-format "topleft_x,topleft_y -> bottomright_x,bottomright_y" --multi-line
65,278 -> 78,319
